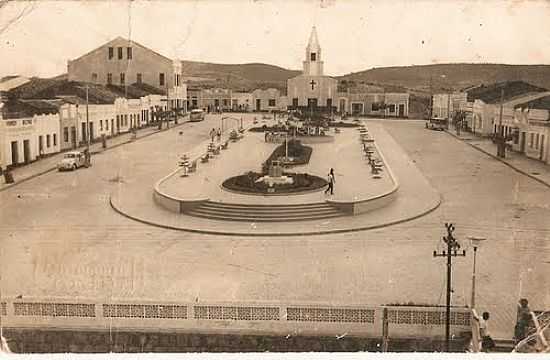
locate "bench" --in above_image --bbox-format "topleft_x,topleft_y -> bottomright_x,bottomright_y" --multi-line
221,141 -> 229,150
201,154 -> 210,163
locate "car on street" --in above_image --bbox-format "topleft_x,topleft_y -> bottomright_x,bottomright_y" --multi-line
426,118 -> 447,131
57,151 -> 87,171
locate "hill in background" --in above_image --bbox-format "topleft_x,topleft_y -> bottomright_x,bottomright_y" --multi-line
341,63 -> 550,93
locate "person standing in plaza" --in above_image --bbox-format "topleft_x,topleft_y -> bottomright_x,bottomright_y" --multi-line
210,128 -> 216,143
217,128 -> 222,142
514,298 -> 532,344
325,168 -> 335,195
479,311 -> 495,351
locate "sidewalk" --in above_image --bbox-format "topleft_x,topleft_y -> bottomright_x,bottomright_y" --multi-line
0,117 -> 188,191
446,128 -> 550,189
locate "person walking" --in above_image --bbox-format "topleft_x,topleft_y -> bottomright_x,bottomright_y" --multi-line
324,168 -> 335,195
217,128 -> 222,142
514,298 -> 531,345
210,128 -> 216,143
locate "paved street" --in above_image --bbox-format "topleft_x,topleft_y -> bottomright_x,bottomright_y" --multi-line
1,117 -> 549,341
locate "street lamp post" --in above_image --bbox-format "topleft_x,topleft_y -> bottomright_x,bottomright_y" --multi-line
433,223 -> 466,352
468,236 -> 486,310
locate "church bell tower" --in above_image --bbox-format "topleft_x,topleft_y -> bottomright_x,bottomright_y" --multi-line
303,26 -> 324,76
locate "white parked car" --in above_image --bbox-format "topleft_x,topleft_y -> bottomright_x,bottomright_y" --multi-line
58,151 -> 86,171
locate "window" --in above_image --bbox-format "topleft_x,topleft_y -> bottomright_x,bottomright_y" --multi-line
124,114 -> 128,126
108,47 -> 114,59
106,120 -> 109,131
389,104 -> 396,113
136,73 -> 142,84
53,134 -> 57,146
64,127 -> 69,142
292,98 -> 298,107
118,47 -> 123,59
175,74 -> 180,86
159,73 -> 165,86
46,134 -> 51,148
127,47 -> 132,59
223,99 -> 229,107
120,73 -> 125,85
92,73 -> 98,83
310,52 -> 316,61
268,99 -> 276,107
100,120 -> 103,131
326,98 -> 332,108
107,73 -> 113,85
372,103 -> 382,111
530,133 -> 534,147
536,133 -> 539,149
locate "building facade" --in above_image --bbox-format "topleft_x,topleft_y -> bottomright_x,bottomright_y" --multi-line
252,88 -> 281,112
67,37 -> 186,113
0,104 -> 60,167
287,27 -> 338,112
231,92 -> 253,112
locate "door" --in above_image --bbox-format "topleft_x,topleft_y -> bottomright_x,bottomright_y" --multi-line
352,103 -> 363,115
89,122 -> 94,142
339,99 -> 346,113
399,104 -> 405,117
23,140 -> 30,164
520,132 -> 526,153
81,123 -> 87,144
540,135 -> 545,160
111,119 -> 114,135
256,99 -> 261,111
307,98 -> 318,111
10,141 -> 18,165
38,135 -> 44,156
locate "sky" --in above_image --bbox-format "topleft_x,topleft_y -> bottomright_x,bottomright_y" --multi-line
1,0 -> 550,78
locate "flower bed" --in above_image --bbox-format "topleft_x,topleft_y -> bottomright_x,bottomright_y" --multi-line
222,171 -> 327,194
265,139 -> 312,167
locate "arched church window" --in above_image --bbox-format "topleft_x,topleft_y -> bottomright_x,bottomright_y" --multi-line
310,53 -> 316,61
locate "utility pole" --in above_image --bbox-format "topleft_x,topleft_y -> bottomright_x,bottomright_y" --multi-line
86,84 -> 90,151
497,88 -> 505,158
429,75 -> 433,119
433,223 -> 466,352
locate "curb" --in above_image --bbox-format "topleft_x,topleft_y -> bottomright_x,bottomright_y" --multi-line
444,130 -> 550,190
109,193 -> 441,237
0,119 -> 190,193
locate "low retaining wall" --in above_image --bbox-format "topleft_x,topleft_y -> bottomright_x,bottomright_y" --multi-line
153,165 -> 208,213
267,135 -> 335,144
0,298 -> 471,342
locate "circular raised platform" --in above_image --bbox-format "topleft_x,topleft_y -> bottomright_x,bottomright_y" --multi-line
109,122 -> 441,236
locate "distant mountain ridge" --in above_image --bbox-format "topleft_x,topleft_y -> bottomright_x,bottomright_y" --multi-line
340,63 -> 550,93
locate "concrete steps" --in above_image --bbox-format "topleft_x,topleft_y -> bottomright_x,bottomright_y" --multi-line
186,200 -> 346,222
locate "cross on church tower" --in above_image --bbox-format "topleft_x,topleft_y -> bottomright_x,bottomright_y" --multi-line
310,80 -> 316,90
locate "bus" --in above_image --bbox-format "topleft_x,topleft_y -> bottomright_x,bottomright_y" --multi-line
190,109 -> 205,122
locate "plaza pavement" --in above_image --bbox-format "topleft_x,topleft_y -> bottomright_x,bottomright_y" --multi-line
159,125 -> 394,204
111,121 -> 441,235
1,117 -> 549,342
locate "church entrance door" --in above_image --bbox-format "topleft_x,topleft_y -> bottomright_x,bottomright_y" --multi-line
307,98 -> 318,109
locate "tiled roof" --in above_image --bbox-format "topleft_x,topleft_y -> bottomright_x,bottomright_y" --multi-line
466,81 -> 547,104
1,99 -> 59,119
9,78 -> 166,105
514,95 -> 550,110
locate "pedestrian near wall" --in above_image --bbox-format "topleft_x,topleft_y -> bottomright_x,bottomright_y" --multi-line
479,312 -> 495,351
